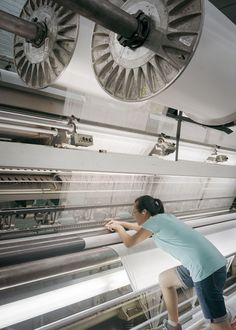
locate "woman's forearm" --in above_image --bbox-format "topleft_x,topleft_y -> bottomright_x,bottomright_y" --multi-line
116,226 -> 151,247
120,221 -> 141,231
116,227 -> 135,247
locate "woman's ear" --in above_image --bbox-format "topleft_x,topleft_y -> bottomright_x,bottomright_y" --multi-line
142,209 -> 147,214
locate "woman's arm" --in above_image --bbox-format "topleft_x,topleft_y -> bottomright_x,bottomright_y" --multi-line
106,220 -> 140,231
105,222 -> 152,247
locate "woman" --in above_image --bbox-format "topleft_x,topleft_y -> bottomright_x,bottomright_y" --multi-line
105,195 -> 231,330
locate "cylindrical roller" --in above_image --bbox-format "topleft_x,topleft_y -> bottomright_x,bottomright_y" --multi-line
0,247 -> 120,288
0,237 -> 85,267
12,0 -> 236,125
91,0 -> 236,125
84,231 -> 132,249
92,0 -> 202,101
156,0 -> 236,125
0,247 -> 121,298
13,0 -> 201,93
186,213 -> 236,228
13,0 -> 79,88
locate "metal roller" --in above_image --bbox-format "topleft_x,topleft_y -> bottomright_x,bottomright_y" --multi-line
0,236 -> 85,267
91,0 -> 236,125
13,0 -> 79,88
0,247 -> 120,289
92,0 -> 203,101
12,0 -> 202,93
53,0 -> 236,125
4,0 -> 236,125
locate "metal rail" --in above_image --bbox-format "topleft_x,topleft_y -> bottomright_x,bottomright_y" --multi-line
0,202 -> 132,216
0,110 -> 74,132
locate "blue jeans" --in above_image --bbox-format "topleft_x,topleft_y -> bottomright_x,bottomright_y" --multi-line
176,265 -> 228,323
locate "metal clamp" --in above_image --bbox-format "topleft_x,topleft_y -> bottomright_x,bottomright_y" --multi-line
28,21 -> 48,48
117,10 -> 150,49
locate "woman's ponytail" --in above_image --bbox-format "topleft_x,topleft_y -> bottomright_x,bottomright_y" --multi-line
154,198 -> 164,214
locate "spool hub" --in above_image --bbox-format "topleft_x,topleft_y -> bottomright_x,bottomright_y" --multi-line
14,0 -> 79,89
92,0 -> 203,101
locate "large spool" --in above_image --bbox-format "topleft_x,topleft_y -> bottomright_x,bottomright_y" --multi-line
13,0 -> 236,125
14,0 -> 79,89
92,0 -> 203,102
91,0 -> 236,125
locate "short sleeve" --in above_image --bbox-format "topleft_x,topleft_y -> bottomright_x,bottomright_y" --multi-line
141,216 -> 160,234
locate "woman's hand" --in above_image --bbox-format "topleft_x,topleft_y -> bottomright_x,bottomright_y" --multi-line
105,219 -> 151,247
105,219 -> 141,232
105,220 -> 124,232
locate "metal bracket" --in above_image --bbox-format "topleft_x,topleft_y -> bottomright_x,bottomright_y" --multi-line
117,10 -> 150,49
32,21 -> 48,48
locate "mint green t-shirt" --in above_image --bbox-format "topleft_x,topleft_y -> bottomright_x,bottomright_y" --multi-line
142,213 -> 226,282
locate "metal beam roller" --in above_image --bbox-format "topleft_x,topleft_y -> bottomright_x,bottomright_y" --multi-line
0,0 -> 203,91
10,1 -> 80,89
1,0 -> 236,125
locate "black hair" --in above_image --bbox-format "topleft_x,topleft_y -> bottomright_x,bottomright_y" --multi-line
134,195 -> 164,215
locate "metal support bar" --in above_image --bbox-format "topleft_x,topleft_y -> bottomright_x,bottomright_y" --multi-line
0,203 -> 132,216
0,10 -> 38,40
0,110 -> 74,132
175,111 -> 183,162
1,141 -> 236,178
54,0 -> 138,39
0,10 -> 46,47
0,122 -> 58,137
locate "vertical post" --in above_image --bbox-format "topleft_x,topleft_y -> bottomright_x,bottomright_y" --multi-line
175,111 -> 183,161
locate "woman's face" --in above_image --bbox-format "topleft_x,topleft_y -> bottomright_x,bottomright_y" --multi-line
132,203 -> 149,225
